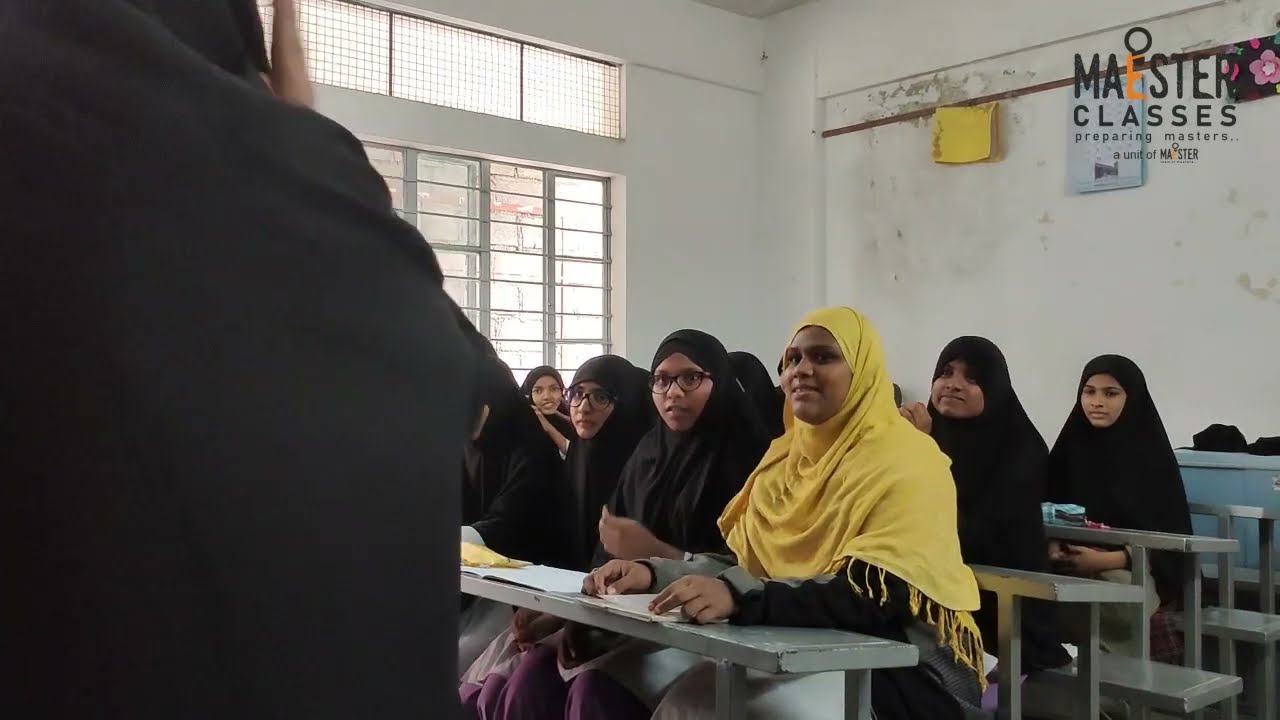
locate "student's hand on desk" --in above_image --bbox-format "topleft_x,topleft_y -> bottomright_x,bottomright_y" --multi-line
1053,544 -> 1122,575
898,402 -> 932,434
598,507 -> 667,560
651,576 -> 736,624
583,560 -> 653,597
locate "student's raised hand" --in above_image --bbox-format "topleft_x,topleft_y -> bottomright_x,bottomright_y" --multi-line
898,402 -> 932,434
598,507 -> 664,560
531,405 -> 554,431
650,576 -> 737,624
262,0 -> 315,107
582,560 -> 653,597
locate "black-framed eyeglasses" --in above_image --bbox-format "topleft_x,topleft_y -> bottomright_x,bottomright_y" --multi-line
650,371 -> 710,394
565,387 -> 615,408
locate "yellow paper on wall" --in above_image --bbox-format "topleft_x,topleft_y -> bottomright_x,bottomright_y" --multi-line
461,541 -> 530,568
931,102 -> 1001,163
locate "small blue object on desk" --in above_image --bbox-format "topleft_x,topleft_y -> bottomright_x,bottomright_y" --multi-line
1042,503 -> 1088,526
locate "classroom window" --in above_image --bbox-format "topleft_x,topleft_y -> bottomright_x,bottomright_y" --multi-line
365,143 -> 611,383
257,0 -> 623,138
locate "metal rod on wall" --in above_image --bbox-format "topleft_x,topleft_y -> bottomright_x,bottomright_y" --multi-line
820,44 -> 1231,139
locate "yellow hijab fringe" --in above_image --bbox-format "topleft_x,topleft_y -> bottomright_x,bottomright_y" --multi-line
846,561 -> 987,692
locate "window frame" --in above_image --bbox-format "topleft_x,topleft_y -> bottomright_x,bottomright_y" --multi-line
366,141 -> 612,378
257,0 -> 624,138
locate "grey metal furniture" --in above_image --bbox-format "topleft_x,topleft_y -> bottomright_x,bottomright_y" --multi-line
970,564 -> 1145,720
1186,502 -> 1280,720
461,574 -> 920,720
1042,525 -> 1242,719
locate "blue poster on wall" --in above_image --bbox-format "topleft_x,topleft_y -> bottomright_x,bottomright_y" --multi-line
1067,76 -> 1146,193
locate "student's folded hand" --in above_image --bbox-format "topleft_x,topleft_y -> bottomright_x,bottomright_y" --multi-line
650,576 -> 736,624
582,560 -> 653,597
512,608 -> 562,650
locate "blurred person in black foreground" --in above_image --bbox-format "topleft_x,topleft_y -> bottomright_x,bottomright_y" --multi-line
1,1 -> 478,717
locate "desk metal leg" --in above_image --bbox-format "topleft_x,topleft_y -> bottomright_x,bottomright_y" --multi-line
1261,519 -> 1275,616
1184,554 -> 1205,720
1216,515 -> 1238,720
1131,547 -> 1152,659
1261,641 -> 1276,720
997,594 -> 1021,720
714,660 -> 746,720
844,669 -> 872,720
1076,604 -> 1100,720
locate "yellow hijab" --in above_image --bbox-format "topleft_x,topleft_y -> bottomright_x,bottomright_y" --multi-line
718,306 -> 984,680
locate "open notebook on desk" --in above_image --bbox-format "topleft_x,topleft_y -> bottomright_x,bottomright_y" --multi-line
460,564 -> 587,595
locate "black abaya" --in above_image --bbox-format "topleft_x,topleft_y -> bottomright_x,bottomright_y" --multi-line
601,330 -> 771,563
2,1 -> 475,717
554,356 -> 654,570
464,357 -> 562,563
729,350 -> 786,439
928,337 -> 1070,672
1047,354 -> 1194,605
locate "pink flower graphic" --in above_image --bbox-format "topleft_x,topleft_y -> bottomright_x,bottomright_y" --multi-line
1223,58 -> 1239,82
1250,49 -> 1280,85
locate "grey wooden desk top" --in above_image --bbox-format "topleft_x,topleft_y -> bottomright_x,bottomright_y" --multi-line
1188,502 -> 1280,521
461,575 -> 919,675
970,565 -> 1145,603
1043,524 -> 1238,553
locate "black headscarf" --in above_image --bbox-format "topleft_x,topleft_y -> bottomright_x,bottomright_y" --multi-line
602,330 -> 771,562
554,356 -> 654,570
928,337 -> 1069,672
3,2 -> 476,716
521,365 -> 575,441
729,351 -> 786,439
463,356 -> 561,563
1048,355 -> 1193,605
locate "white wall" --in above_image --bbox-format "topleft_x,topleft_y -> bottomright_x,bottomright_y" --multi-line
317,0 -> 782,366
762,0 -> 1280,443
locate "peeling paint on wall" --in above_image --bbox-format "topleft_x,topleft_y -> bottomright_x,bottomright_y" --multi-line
1236,273 -> 1279,301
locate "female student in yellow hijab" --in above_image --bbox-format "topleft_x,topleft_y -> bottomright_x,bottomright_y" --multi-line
581,306 -> 987,719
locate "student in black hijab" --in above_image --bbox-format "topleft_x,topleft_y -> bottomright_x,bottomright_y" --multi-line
463,357 -> 562,562
459,356 -> 562,673
1047,355 -> 1193,660
598,330 -> 773,564
522,366 -> 577,456
556,357 -> 656,570
482,332 -> 772,716
2,1 -> 476,717
729,351 -> 786,439
901,336 -> 1070,673
457,356 -> 655,713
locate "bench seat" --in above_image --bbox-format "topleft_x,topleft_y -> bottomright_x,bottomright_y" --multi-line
1180,606 -> 1280,644
1030,653 -> 1242,714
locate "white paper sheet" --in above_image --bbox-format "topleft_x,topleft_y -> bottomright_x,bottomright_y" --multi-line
580,593 -> 687,623
460,564 -> 587,594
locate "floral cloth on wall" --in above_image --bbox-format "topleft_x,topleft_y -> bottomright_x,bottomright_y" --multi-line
1222,32 -> 1280,102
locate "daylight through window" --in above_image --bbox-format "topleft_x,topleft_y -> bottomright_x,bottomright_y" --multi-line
257,0 -> 622,138
364,143 -> 611,383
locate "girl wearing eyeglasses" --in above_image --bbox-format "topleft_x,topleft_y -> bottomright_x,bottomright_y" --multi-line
473,329 -> 772,719
459,356 -> 655,714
